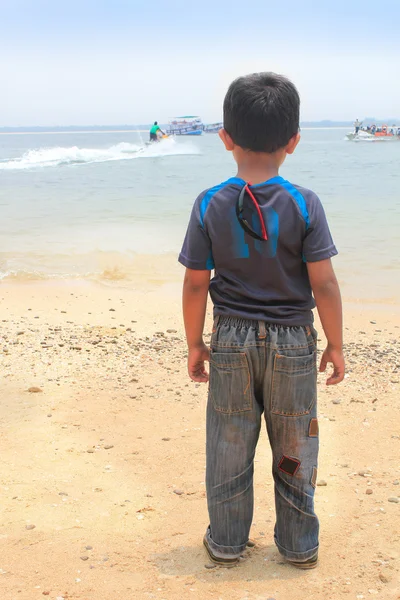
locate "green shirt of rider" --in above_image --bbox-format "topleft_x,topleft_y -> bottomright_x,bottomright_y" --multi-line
150,122 -> 160,135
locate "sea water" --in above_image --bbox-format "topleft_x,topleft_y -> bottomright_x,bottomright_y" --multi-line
0,128 -> 399,302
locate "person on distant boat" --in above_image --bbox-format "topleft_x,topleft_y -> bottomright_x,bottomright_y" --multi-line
354,119 -> 361,133
149,121 -> 165,142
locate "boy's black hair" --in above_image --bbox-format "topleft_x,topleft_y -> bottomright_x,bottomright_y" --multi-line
223,72 -> 300,153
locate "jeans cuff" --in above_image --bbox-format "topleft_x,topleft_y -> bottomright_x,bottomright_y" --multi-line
205,526 -> 246,559
275,536 -> 319,561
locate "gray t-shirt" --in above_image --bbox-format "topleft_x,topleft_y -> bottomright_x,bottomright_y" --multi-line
178,175 -> 337,325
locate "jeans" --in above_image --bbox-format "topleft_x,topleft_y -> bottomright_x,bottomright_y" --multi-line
205,316 -> 319,562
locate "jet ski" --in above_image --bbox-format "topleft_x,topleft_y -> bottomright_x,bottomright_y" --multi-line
146,134 -> 170,145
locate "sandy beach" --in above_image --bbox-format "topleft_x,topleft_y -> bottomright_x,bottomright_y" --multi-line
0,279 -> 399,600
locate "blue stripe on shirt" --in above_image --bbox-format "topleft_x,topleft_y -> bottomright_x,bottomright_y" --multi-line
199,177 -> 250,227
252,176 -> 310,230
199,183 -> 226,227
277,180 -> 310,230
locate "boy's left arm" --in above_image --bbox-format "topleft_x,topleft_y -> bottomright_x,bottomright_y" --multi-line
302,191 -> 343,384
182,268 -> 211,382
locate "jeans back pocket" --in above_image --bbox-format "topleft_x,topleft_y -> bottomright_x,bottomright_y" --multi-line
210,352 -> 252,414
271,351 -> 317,416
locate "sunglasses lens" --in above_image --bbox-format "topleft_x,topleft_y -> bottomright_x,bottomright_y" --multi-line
236,184 -> 267,242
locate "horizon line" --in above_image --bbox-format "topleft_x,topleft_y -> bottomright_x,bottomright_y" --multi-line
1,118 -> 399,131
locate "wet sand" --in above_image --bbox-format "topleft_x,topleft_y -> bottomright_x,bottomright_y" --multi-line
0,282 -> 399,600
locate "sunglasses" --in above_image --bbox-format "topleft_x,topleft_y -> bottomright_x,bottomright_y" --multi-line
236,183 -> 268,242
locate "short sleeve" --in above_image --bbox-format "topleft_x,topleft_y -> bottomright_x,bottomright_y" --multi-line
178,194 -> 215,270
302,194 -> 338,262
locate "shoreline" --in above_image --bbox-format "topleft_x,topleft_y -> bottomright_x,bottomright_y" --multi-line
1,277 -> 400,313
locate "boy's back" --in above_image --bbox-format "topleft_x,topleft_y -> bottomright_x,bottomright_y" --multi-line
180,72 -> 344,570
180,176 -> 337,324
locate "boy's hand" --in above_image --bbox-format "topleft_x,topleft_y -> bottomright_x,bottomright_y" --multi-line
188,343 -> 210,383
319,346 -> 345,385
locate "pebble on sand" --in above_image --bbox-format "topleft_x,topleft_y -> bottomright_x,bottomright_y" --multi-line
366,489 -> 373,495
388,497 -> 399,503
27,387 -> 42,393
317,480 -> 327,486
358,470 -> 372,477
173,489 -> 184,495
25,524 -> 36,530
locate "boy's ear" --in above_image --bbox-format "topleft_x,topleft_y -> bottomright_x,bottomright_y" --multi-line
286,132 -> 301,155
219,128 -> 234,151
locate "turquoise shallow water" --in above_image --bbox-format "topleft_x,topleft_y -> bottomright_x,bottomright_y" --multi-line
0,128 -> 399,301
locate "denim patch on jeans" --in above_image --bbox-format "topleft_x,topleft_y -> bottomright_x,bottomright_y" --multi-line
205,317 -> 319,562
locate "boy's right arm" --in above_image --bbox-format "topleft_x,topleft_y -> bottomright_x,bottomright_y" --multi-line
307,258 -> 345,385
182,268 -> 211,383
178,190 -> 214,382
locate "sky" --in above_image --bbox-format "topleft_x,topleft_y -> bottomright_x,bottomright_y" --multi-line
1,0 -> 400,126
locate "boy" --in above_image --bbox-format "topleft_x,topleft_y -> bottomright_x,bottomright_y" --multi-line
178,73 -> 345,569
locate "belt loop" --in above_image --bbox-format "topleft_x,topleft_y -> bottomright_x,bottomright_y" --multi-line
258,320 -> 266,339
212,315 -> 220,333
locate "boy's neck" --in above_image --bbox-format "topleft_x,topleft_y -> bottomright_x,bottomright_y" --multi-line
235,150 -> 283,185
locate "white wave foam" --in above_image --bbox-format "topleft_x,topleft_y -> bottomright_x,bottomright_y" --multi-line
0,138 -> 199,171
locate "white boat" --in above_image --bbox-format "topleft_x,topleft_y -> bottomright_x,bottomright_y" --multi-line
347,124 -> 400,142
204,122 -> 223,133
167,116 -> 203,136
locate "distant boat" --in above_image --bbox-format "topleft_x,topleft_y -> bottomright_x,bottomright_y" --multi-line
347,123 -> 400,142
167,116 -> 203,136
204,122 -> 223,133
